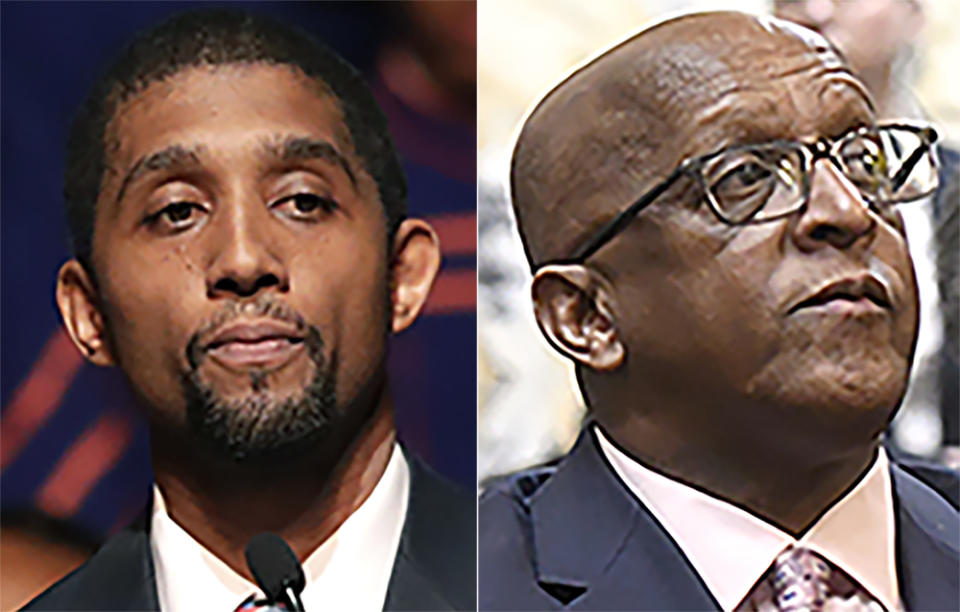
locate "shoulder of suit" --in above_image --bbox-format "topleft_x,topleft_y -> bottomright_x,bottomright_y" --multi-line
935,145 -> 959,213
480,459 -> 560,511
22,521 -> 156,611
478,459 -> 572,610
938,144 -> 960,168
406,452 -> 475,539
894,456 -> 960,510
399,453 -> 476,609
891,459 -> 960,561
478,459 -> 563,560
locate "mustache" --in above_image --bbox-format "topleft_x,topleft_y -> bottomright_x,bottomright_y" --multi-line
185,297 -> 324,370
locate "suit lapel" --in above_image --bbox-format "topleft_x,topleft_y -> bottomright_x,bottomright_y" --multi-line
383,549 -> 453,611
383,459 -> 453,611
110,522 -> 161,611
525,431 -> 959,610
98,505 -> 160,610
383,452 -> 474,610
121,495 -> 161,610
22,509 -> 160,611
891,463 -> 960,611
529,428 -> 718,610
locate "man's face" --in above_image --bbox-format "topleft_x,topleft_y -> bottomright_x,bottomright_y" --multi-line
86,64 -> 392,459
596,29 -> 918,439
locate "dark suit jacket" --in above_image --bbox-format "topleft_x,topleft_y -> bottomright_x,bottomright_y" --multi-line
26,452 -> 476,611
479,428 -> 960,610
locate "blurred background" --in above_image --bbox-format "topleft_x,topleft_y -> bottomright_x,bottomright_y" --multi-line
478,0 -> 960,483
1,2 -> 475,607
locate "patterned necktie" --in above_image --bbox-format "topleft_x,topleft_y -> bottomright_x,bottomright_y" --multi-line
736,545 -> 887,611
234,593 -> 292,611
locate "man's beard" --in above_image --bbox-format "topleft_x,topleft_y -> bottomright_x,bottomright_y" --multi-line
181,301 -> 340,465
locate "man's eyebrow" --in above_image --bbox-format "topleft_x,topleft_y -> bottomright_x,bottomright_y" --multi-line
115,145 -> 202,205
267,136 -> 357,186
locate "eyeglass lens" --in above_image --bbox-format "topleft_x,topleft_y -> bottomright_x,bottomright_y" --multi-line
701,126 -> 938,224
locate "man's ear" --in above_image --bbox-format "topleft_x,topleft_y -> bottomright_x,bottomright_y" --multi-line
56,260 -> 115,366
390,219 -> 441,333
531,264 -> 624,371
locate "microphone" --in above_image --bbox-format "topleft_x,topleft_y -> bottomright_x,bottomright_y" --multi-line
244,532 -> 307,611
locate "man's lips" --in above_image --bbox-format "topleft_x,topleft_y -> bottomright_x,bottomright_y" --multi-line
787,274 -> 893,315
204,319 -> 306,370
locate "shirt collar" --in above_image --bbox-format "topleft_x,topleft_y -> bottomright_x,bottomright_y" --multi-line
150,443 -> 409,611
594,426 -> 898,611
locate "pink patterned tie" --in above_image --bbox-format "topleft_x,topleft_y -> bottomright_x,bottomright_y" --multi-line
736,546 -> 886,611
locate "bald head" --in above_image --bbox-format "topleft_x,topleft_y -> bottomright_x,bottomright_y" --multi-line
511,11 -> 872,267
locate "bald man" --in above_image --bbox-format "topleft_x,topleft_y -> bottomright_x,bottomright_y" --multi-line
478,11 -> 958,611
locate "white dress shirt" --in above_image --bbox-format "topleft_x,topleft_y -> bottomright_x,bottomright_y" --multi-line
150,443 -> 409,611
595,427 -> 899,611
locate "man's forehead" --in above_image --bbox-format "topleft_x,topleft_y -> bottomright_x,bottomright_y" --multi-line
525,12 -> 861,143
510,11 -> 874,265
106,63 -> 349,155
677,63 -> 873,156
95,63 -> 363,212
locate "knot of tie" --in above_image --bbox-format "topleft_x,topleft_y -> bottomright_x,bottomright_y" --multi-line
737,545 -> 885,612
771,546 -> 834,610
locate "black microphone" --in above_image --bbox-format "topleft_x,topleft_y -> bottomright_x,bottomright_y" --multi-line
244,532 -> 307,612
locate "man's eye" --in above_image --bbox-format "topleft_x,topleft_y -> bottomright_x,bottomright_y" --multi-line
712,161 -> 774,199
146,201 -> 204,229
840,135 -> 889,189
722,162 -> 772,187
276,193 -> 339,219
844,149 -> 887,179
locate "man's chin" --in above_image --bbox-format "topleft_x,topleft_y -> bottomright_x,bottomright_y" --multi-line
202,386 -> 306,412
210,427 -> 331,467
747,354 -> 908,434
189,401 -> 338,467
793,386 -> 901,442
182,368 -> 340,468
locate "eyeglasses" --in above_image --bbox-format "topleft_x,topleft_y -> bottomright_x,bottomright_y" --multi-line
568,122 -> 940,262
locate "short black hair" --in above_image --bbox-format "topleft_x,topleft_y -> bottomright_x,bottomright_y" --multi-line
65,8 -> 407,270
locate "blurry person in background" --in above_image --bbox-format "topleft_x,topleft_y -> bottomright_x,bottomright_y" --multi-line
775,0 -> 924,119
480,11 -> 958,610
774,0 -> 960,466
23,9 -> 474,611
378,1 -> 475,123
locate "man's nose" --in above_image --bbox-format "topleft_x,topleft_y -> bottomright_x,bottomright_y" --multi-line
206,202 -> 289,299
790,159 -> 877,252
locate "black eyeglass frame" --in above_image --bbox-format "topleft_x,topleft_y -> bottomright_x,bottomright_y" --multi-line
566,122 -> 939,263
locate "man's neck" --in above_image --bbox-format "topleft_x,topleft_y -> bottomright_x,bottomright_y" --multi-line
595,400 -> 881,535
150,398 -> 396,582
